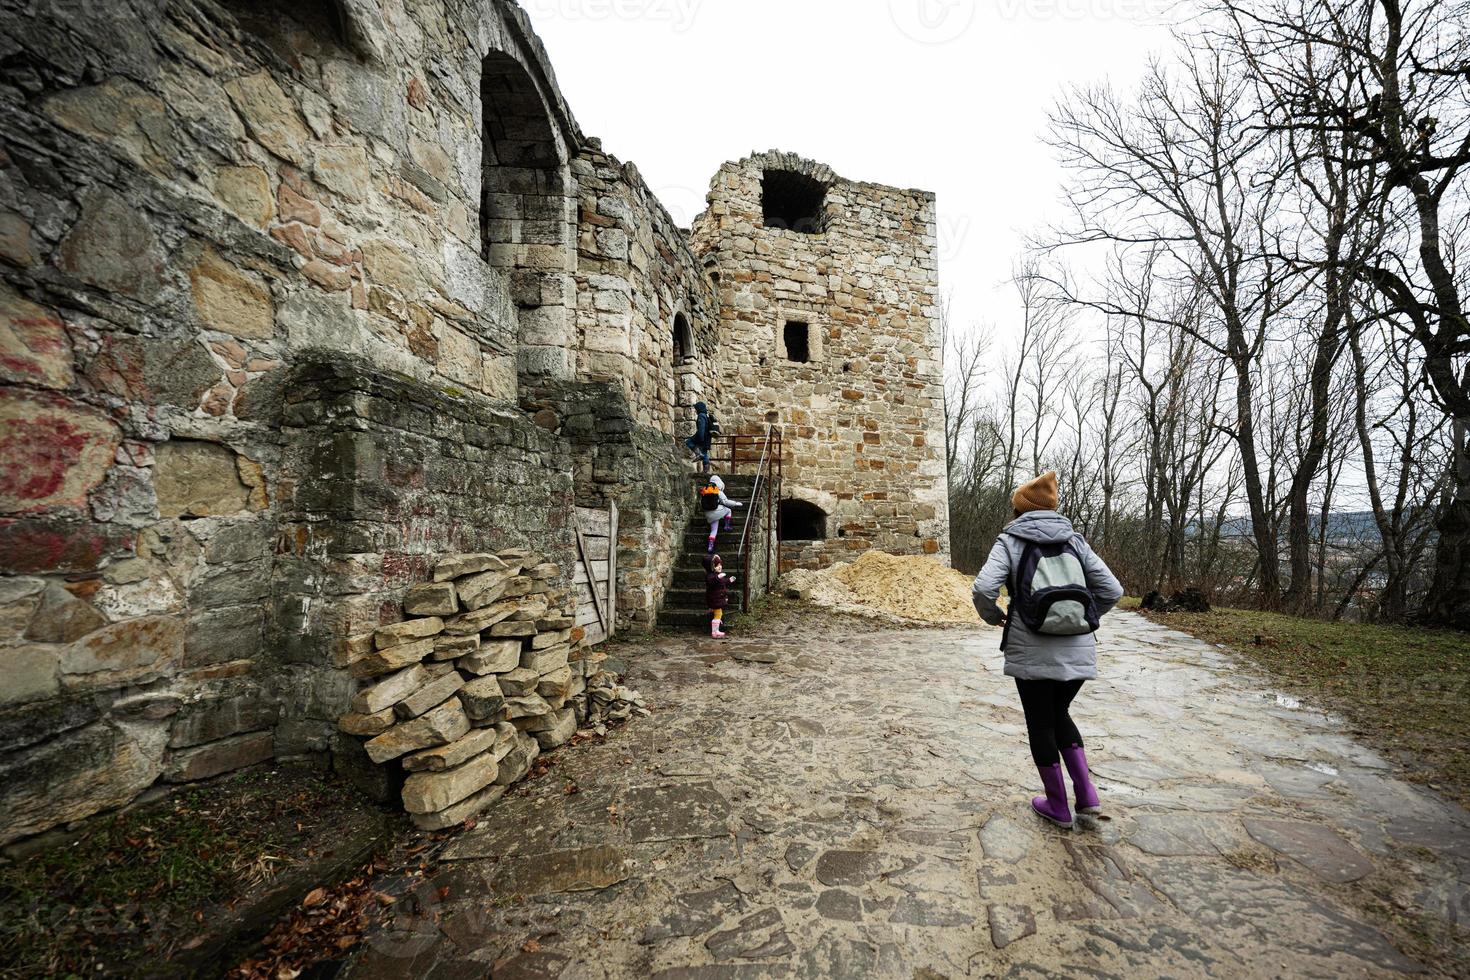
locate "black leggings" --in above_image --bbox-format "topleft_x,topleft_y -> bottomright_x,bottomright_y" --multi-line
1015,678 -> 1085,768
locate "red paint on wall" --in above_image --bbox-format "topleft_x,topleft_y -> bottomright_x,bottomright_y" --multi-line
0,414 -> 92,503
381,552 -> 432,586
0,312 -> 69,382
0,518 -> 131,573
0,389 -> 121,514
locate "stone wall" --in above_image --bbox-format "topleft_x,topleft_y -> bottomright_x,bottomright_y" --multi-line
271,354 -> 576,764
0,0 -> 698,847
0,1 -> 947,847
520,379 -> 690,630
570,141 -> 721,435
690,151 -> 950,571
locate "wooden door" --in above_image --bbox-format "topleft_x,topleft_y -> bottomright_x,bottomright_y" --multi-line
572,502 -> 617,645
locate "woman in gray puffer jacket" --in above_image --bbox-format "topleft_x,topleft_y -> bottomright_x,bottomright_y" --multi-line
972,471 -> 1124,829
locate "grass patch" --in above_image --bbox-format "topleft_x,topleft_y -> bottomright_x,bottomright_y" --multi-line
0,767 -> 373,977
1137,606 -> 1470,807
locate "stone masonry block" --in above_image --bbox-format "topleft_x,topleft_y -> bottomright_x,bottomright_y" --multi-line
393,670 -> 464,720
404,582 -> 458,616
164,731 -> 274,783
364,697 -> 469,764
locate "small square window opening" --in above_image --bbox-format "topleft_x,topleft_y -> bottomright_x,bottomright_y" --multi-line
784,321 -> 810,363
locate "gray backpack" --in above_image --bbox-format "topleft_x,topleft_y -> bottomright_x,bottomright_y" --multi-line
1006,535 -> 1100,636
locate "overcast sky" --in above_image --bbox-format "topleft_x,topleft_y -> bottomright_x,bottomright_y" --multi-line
523,0 -> 1179,350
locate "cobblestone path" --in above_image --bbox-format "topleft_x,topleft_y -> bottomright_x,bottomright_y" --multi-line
344,611 -> 1470,978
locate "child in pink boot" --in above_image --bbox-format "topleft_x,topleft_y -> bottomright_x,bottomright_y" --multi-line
971,471 -> 1123,829
704,554 -> 735,638
699,475 -> 742,553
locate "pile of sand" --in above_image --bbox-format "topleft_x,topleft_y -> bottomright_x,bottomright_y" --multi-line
783,551 -> 979,625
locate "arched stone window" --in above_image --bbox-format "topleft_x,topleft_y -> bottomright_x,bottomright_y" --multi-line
779,499 -> 827,541
672,312 -> 694,362
481,51 -> 575,379
762,170 -> 826,234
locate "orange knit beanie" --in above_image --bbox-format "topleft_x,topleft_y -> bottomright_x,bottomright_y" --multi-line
1012,471 -> 1059,513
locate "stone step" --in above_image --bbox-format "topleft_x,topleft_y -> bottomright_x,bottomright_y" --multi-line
688,499 -> 760,517
660,608 -> 743,628
686,511 -> 755,527
689,473 -> 761,485
665,474 -> 764,625
675,554 -> 751,572
682,525 -> 752,540
683,529 -> 753,545
682,536 -> 753,550
663,585 -> 739,607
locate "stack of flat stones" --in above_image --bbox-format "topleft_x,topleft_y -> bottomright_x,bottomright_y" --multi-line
335,549 -> 636,830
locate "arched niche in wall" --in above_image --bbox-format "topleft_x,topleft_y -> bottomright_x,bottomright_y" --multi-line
669,307 -> 702,429
672,311 -> 694,363
481,50 -> 576,380
779,498 -> 828,541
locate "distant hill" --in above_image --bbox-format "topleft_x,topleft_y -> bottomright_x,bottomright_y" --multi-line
1214,510 -> 1424,543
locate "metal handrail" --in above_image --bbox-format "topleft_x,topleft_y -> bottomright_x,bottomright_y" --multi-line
737,425 -> 773,560
702,426 -> 781,613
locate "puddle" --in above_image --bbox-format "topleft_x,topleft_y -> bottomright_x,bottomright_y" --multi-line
1305,761 -> 1339,776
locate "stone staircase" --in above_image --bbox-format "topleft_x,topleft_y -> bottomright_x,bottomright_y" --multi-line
660,473 -> 761,631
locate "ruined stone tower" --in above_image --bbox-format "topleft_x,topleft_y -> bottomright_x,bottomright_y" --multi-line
692,152 -> 950,569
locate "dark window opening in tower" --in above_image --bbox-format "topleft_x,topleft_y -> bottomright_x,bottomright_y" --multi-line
783,321 -> 810,363
779,499 -> 827,541
762,170 -> 825,233
673,312 -> 693,362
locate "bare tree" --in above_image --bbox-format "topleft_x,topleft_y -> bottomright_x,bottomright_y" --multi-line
999,262 -> 1073,489
1348,307 -> 1452,619
1218,0 -> 1470,625
940,296 -> 993,479
1045,51 -> 1295,603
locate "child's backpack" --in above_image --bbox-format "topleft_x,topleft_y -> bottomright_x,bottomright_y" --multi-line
699,481 -> 722,511
1005,535 -> 1100,636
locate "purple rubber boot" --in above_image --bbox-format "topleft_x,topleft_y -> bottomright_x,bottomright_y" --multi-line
1031,763 -> 1074,829
1061,744 -> 1101,814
